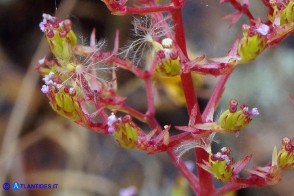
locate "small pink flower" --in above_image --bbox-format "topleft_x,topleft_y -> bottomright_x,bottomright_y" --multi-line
255,23 -> 270,36
119,186 -> 138,196
41,85 -> 49,94
250,108 -> 259,116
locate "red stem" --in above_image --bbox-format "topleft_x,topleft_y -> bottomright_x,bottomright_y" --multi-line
180,73 -> 201,118
107,56 -> 147,78
144,78 -> 155,116
170,0 -> 201,121
214,176 -> 268,195
171,0 -> 214,195
111,14 -> 211,194
261,0 -> 274,20
143,77 -> 162,130
111,104 -> 147,122
167,150 -> 200,194
188,63 -> 232,76
213,182 -> 250,195
142,77 -> 200,193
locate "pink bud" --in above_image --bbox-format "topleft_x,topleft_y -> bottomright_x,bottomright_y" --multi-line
64,86 -> 70,93
122,115 -> 131,123
229,99 -> 238,113
47,30 -> 55,38
157,50 -> 165,59
285,144 -> 292,151
59,30 -> 67,37
250,108 -> 259,116
170,51 -> 178,60
52,21 -> 60,28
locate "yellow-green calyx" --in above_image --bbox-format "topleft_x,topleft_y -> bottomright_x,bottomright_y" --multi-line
210,157 -> 233,182
49,87 -> 81,121
201,147 -> 234,182
219,99 -> 259,132
279,1 -> 294,24
277,137 -> 294,169
238,24 -> 267,64
40,14 -> 77,61
41,74 -> 81,122
269,0 -> 294,25
108,114 -> 139,149
155,38 -> 181,77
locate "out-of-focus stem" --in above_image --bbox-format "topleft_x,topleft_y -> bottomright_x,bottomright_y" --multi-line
216,171 -> 279,195
126,4 -> 175,15
167,150 -> 200,194
145,78 -> 155,116
213,181 -> 250,195
144,77 -> 162,130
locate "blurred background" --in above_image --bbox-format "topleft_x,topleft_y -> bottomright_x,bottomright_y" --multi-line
0,0 -> 293,195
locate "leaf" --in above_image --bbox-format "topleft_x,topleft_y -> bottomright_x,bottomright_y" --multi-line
223,11 -> 243,28
175,126 -> 199,133
233,154 -> 252,175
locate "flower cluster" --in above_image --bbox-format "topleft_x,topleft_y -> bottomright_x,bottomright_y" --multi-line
37,14 -> 124,134
107,113 -> 171,153
186,0 -> 294,77
194,99 -> 259,134
199,138 -> 294,185
36,0 -> 294,194
277,137 -> 294,169
199,147 -> 252,182
237,22 -> 268,64
155,38 -> 181,76
218,99 -> 259,133
39,14 -> 77,61
246,137 -> 294,186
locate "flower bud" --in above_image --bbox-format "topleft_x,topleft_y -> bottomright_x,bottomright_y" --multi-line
219,99 -> 259,132
279,1 -> 294,24
246,165 -> 282,186
210,152 -> 233,182
39,14 -> 77,61
269,1 -> 294,25
277,137 -> 294,169
110,115 -> 139,149
238,24 -> 267,64
155,38 -> 181,77
41,76 -> 82,121
199,150 -> 234,182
